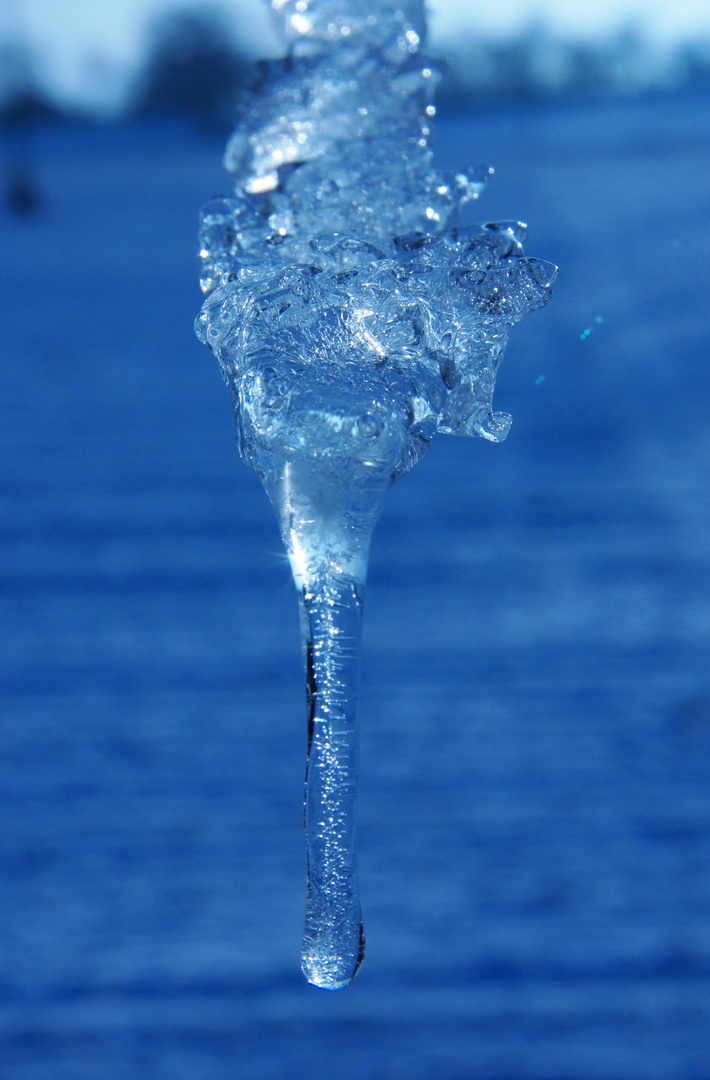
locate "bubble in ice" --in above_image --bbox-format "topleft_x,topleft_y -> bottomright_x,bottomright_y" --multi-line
195,0 -> 556,990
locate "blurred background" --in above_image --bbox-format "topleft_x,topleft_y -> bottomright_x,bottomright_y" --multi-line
1,1 -> 710,1078
4,0 -> 710,118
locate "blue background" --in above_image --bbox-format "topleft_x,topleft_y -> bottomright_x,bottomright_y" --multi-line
1,90 -> 709,1076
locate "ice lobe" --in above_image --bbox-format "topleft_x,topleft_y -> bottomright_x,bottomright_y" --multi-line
195,0 -> 556,474
194,0 -> 555,990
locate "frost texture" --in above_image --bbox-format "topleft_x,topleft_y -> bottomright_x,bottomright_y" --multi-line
195,0 -> 556,990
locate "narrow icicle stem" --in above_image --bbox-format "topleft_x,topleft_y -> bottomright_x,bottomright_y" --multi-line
264,457 -> 384,987
298,564 -> 366,988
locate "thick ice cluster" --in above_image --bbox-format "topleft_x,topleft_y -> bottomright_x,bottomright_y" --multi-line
195,0 -> 556,486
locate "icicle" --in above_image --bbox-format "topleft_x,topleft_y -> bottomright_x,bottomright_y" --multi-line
195,0 -> 556,987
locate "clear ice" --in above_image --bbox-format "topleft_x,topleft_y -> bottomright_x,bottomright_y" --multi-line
195,0 -> 556,989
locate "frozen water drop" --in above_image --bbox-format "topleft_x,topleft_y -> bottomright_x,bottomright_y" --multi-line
356,413 -> 381,439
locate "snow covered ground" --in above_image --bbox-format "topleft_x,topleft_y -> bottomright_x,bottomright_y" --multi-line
1,91 -> 709,1078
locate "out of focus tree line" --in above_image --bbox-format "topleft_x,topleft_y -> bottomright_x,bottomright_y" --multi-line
2,4 -> 710,128
0,7 -> 251,128
439,24 -> 710,105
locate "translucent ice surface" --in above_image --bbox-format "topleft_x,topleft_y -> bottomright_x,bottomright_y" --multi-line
195,0 -> 556,988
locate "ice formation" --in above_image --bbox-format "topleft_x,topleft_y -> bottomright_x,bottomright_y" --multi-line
195,0 -> 556,989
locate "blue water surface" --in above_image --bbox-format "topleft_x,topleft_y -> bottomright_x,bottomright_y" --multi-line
1,93 -> 709,1078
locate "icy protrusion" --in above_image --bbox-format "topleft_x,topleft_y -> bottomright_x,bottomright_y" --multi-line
195,0 -> 556,989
